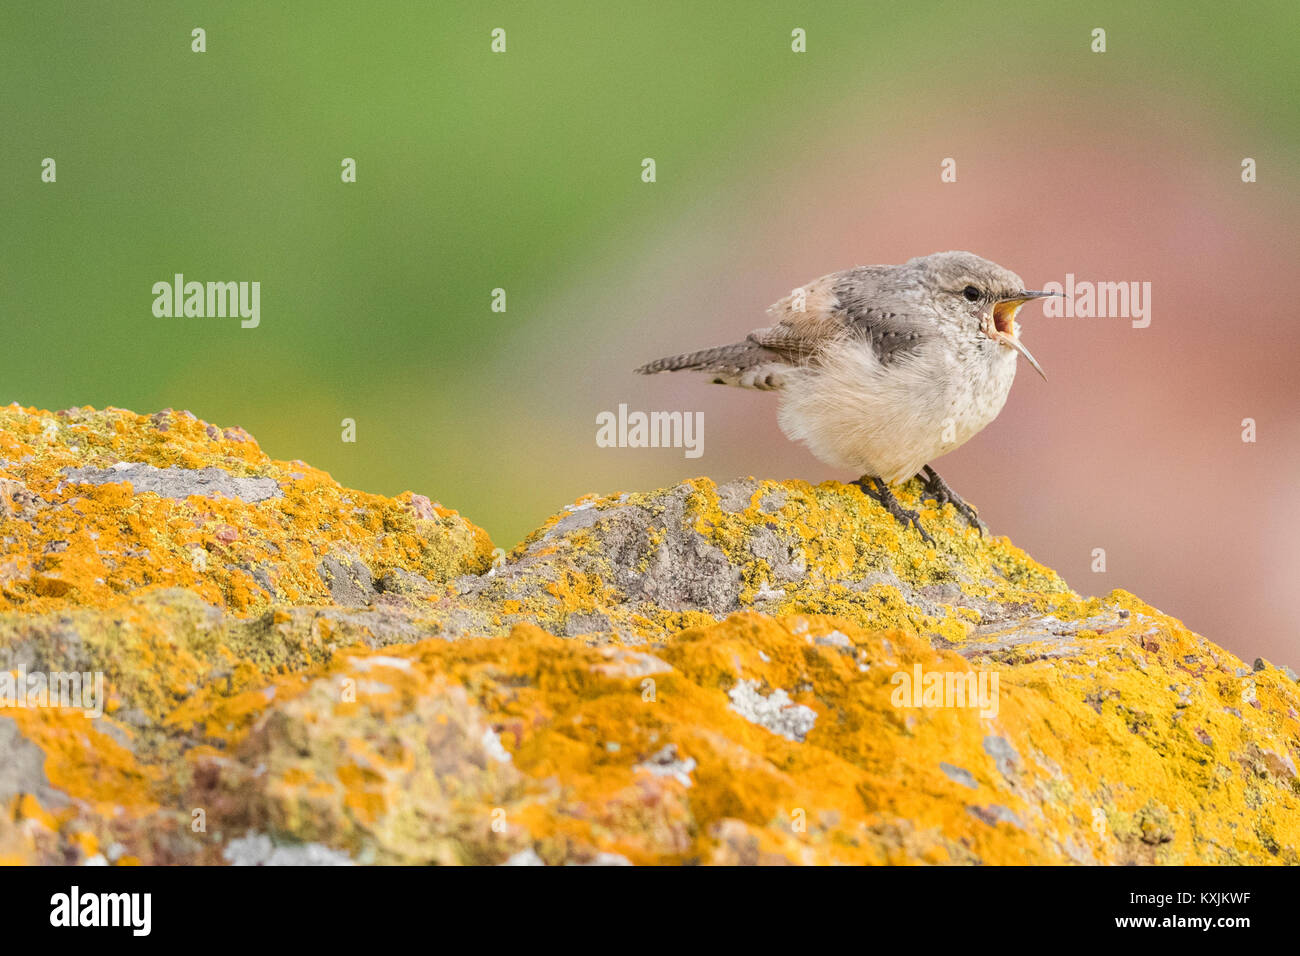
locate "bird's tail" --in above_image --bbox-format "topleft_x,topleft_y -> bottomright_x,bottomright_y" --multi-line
635,341 -> 789,390
635,341 -> 774,375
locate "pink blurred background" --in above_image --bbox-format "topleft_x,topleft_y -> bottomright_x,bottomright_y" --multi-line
495,86 -> 1299,667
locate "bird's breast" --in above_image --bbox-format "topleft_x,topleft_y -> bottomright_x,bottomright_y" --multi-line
775,335 -> 1017,482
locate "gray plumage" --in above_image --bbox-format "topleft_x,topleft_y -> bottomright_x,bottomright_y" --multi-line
636,250 -> 1054,485
634,341 -> 783,379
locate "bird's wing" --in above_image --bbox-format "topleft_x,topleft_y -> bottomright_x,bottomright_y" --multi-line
749,267 -> 934,366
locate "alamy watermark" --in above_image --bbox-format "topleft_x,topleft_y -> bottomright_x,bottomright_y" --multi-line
0,668 -> 104,718
597,404 -> 703,459
152,274 -> 260,328
890,662 -> 998,718
1039,274 -> 1151,328
50,886 -> 150,935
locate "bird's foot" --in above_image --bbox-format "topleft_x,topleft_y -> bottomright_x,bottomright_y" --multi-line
854,475 -> 934,546
919,465 -> 986,535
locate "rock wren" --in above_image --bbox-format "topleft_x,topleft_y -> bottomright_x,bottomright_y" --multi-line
636,251 -> 1061,542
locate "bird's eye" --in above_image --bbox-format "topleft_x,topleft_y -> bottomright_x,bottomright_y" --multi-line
962,285 -> 981,302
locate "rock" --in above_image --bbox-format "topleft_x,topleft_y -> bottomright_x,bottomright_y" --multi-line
0,716 -> 68,811
634,744 -> 697,788
0,404 -> 494,617
0,404 -> 1297,866
939,762 -> 978,790
62,464 -> 282,504
454,476 -> 1073,643
375,567 -> 438,598
727,678 -> 818,742
222,833 -> 354,866
982,735 -> 1021,783
316,554 -> 376,606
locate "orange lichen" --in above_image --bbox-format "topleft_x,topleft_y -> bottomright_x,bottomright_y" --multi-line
0,405 -> 1294,866
162,606 -> 1298,864
0,404 -> 494,618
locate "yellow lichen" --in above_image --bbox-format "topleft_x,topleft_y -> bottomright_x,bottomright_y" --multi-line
0,405 -> 1293,866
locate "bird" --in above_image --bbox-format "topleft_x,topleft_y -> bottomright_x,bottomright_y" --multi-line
635,251 -> 1061,543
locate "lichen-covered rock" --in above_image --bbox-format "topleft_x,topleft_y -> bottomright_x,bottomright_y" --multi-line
1,406 -> 1296,866
0,404 -> 495,617
458,476 -> 1071,643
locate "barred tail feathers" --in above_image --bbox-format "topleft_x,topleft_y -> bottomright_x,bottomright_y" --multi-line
635,341 -> 789,389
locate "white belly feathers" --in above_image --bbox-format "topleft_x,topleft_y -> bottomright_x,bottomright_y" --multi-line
776,336 -> 1017,484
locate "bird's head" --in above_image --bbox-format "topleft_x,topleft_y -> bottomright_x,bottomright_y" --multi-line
909,251 -> 1061,381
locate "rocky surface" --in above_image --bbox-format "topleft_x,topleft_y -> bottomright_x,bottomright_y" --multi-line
0,404 -> 1296,865
0,404 -> 493,619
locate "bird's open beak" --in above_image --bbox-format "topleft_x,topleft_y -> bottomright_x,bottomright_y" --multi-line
986,290 -> 1062,382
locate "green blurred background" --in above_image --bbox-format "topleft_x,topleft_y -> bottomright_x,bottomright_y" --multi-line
3,2 -> 1298,661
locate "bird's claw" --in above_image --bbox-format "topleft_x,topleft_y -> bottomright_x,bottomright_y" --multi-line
919,467 -> 987,535
854,476 -> 935,546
